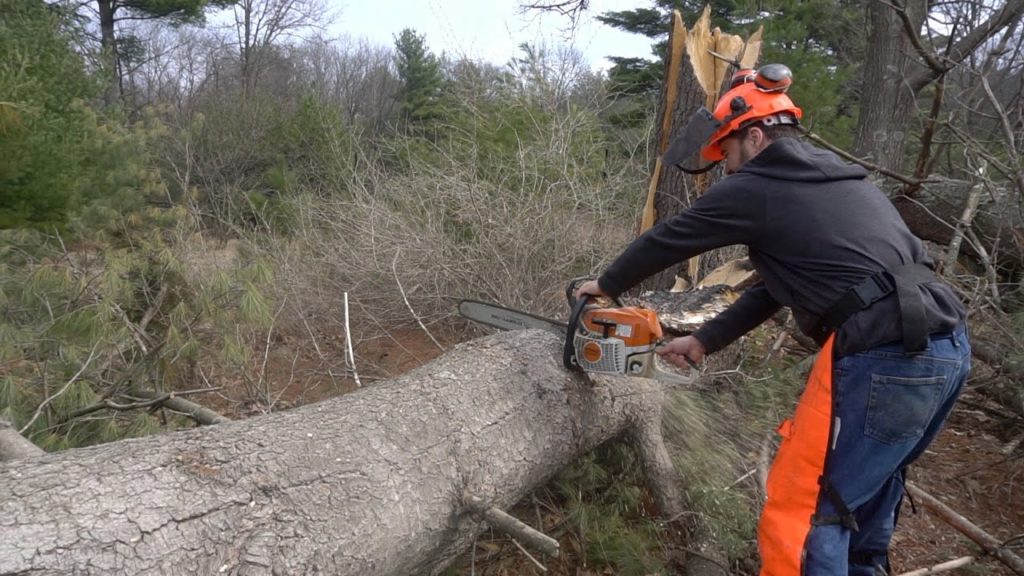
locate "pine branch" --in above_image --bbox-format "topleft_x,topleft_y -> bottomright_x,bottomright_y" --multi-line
59,387 -> 224,424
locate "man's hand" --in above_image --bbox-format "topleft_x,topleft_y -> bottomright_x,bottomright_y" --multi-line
573,279 -> 607,301
657,335 -> 706,368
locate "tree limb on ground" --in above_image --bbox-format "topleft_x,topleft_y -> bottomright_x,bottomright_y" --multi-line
56,387 -> 227,425
0,419 -> 44,462
905,482 -> 1024,575
127,388 -> 231,425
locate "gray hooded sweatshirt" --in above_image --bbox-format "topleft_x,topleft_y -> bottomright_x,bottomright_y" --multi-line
597,137 -> 965,357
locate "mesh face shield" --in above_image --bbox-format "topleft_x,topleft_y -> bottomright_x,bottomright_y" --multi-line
662,107 -> 723,174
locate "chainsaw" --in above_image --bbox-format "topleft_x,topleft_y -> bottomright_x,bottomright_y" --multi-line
458,285 -> 699,386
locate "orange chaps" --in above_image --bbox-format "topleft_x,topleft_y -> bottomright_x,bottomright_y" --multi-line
758,337 -> 835,576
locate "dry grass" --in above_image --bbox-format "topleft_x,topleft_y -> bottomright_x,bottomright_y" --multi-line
255,133 -> 645,345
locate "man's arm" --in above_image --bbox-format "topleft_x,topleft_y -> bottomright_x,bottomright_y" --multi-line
597,177 -> 766,298
577,280 -> 781,365
692,282 -> 781,354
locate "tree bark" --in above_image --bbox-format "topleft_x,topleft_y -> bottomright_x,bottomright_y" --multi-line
96,0 -> 120,107
852,0 -> 927,172
0,330 -> 702,576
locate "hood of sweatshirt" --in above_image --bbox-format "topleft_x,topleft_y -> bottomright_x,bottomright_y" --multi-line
738,137 -> 868,182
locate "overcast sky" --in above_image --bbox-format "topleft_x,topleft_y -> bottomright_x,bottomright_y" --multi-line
327,0 -> 657,71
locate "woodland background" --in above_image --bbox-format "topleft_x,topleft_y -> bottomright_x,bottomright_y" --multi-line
1,0 -> 1023,573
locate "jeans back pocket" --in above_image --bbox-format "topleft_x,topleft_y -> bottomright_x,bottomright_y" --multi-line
865,374 -> 947,444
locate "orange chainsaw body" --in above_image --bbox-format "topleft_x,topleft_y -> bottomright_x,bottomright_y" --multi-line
579,306 -> 663,347
574,306 -> 665,375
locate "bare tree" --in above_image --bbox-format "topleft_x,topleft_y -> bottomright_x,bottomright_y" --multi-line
853,0 -> 1024,172
230,0 -> 330,93
296,36 -> 401,130
120,23 -> 226,113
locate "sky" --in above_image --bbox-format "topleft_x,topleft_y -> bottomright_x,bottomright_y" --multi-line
327,0 -> 657,71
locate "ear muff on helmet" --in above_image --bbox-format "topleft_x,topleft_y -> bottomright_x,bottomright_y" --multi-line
699,64 -> 803,162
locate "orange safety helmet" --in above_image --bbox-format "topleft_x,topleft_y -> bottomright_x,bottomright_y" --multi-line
700,64 -> 803,162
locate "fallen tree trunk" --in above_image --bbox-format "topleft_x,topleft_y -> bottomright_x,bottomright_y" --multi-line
969,339 -> 1024,419
891,179 -> 1024,276
0,330 -> 708,576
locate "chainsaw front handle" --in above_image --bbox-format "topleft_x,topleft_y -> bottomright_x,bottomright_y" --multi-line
647,348 -> 701,386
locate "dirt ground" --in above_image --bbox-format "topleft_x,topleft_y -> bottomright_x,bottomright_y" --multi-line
888,388 -> 1024,575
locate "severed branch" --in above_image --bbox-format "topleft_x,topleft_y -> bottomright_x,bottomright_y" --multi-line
905,482 -> 1024,575
464,493 -> 560,558
896,556 -> 975,576
128,388 -> 231,425
942,179 -> 983,274
0,418 -> 44,461
965,227 -> 1000,306
59,387 -> 224,424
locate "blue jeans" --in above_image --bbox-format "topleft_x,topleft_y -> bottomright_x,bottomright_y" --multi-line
802,327 -> 970,576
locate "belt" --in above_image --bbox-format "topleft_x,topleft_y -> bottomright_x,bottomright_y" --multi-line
817,263 -> 935,353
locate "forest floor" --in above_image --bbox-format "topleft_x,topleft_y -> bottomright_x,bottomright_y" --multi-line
889,392 -> 1024,575
232,317 -> 1023,575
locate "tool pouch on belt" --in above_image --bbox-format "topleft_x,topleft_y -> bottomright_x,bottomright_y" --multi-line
815,263 -> 935,353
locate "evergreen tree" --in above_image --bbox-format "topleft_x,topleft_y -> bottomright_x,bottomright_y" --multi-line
0,0 -> 97,228
393,28 -> 445,128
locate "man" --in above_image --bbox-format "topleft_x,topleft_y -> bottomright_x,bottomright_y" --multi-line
575,65 -> 970,575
